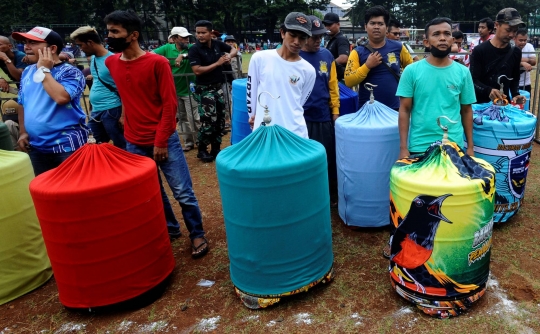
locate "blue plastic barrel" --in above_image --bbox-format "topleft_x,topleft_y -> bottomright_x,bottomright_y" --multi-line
338,83 -> 359,116
470,103 -> 537,222
231,79 -> 252,144
335,100 -> 399,227
216,125 -> 333,308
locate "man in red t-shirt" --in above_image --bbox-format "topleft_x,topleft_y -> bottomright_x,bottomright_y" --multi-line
105,10 -> 209,258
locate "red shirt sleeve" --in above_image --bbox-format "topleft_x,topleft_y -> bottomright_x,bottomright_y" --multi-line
154,58 -> 178,148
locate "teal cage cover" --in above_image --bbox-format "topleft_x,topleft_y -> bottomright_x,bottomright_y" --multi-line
469,103 -> 537,222
216,125 -> 333,296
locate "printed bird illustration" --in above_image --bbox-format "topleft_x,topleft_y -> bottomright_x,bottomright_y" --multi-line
390,194 -> 452,293
389,194 -> 483,297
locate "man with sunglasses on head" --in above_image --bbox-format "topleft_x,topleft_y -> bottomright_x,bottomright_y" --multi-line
12,27 -> 87,176
70,26 -> 126,149
322,12 -> 349,81
344,5 -> 413,110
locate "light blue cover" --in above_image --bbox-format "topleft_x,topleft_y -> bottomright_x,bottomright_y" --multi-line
216,125 -> 333,295
231,78 -> 252,144
335,100 -> 400,227
470,103 -> 537,222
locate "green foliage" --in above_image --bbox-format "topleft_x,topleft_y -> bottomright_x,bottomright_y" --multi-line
345,0 -> 540,29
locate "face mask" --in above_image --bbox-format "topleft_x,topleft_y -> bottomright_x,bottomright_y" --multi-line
107,35 -> 132,52
430,45 -> 451,58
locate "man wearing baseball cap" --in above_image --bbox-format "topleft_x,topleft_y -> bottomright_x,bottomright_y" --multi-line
322,12 -> 349,80
153,27 -> 201,152
470,8 -> 526,105
300,15 -> 340,205
247,12 -> 316,138
12,27 -> 87,176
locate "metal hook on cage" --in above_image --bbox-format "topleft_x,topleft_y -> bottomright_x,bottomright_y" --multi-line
437,116 -> 458,144
497,75 -> 513,95
364,83 -> 378,104
257,91 -> 280,126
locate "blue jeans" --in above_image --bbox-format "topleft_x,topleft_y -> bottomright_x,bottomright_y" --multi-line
126,132 -> 205,241
88,106 -> 126,149
28,150 -> 74,176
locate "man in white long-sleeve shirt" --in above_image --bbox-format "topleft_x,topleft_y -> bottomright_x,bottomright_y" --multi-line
247,12 -> 316,138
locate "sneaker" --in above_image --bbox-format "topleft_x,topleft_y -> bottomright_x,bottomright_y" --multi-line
197,150 -> 215,163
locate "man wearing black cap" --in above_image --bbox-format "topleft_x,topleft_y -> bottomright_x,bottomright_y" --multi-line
322,12 -> 349,81
247,12 -> 316,138
300,15 -> 340,205
12,27 -> 87,176
470,8 -> 526,105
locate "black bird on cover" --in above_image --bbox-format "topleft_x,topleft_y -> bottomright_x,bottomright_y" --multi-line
390,194 -> 452,270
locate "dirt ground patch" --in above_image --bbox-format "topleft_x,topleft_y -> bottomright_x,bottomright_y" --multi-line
1,136 -> 540,333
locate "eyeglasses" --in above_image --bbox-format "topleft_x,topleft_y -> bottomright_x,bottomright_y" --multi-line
390,32 -> 400,36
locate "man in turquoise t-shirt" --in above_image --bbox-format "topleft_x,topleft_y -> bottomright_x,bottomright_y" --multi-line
153,27 -> 200,151
396,17 -> 476,158
71,26 -> 126,149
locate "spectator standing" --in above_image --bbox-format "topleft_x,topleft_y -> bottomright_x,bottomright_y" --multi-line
344,6 -> 413,110
71,26 -> 126,149
386,18 -> 419,61
470,17 -> 495,51
322,12 -> 349,81
188,20 -> 237,162
12,27 -> 87,176
104,10 -> 209,257
153,26 -> 201,152
449,30 -> 470,67
469,8 -> 525,104
513,28 -> 536,93
0,36 -> 27,92
247,12 -> 316,138
299,15 -> 340,205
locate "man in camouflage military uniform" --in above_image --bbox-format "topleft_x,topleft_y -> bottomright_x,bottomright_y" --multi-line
188,20 -> 237,162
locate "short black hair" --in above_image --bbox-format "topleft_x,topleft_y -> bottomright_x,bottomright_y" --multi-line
452,30 -> 464,39
388,18 -> 400,29
104,10 -> 142,36
425,17 -> 452,35
479,17 -> 494,33
195,20 -> 213,32
516,27 -> 528,37
364,6 -> 389,26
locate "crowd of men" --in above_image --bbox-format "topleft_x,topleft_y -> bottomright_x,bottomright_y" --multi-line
0,6 -> 534,259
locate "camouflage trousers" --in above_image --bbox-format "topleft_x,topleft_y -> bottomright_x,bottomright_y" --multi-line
193,84 -> 226,147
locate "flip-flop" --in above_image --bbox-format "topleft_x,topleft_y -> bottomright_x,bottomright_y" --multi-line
192,237 -> 209,259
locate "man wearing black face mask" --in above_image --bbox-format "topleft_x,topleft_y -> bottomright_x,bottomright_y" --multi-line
396,17 -> 476,159
153,27 -> 200,151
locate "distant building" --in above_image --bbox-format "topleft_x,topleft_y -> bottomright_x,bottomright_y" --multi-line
320,2 -> 348,18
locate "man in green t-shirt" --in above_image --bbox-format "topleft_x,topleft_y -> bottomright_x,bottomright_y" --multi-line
396,17 -> 476,159
153,27 -> 201,151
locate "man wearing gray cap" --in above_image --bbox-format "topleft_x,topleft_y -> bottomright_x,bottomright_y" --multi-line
153,27 -> 201,152
469,8 -> 526,105
322,12 -> 349,81
247,12 -> 316,138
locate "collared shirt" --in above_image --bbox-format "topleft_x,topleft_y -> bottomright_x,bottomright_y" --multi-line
153,43 -> 195,96
188,40 -> 232,85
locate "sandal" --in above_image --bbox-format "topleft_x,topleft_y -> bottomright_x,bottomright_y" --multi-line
382,235 -> 393,259
191,237 -> 209,259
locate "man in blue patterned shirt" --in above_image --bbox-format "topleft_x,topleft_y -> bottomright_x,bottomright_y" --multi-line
12,27 -> 87,176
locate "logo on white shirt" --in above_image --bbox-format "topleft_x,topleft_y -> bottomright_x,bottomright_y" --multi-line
289,75 -> 300,85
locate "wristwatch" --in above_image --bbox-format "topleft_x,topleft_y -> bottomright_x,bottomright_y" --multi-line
33,66 -> 51,83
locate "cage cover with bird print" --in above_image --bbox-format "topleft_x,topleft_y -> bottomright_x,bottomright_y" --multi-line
389,141 -> 495,318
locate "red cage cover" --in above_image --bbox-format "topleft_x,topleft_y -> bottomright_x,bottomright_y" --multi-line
29,143 -> 175,308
